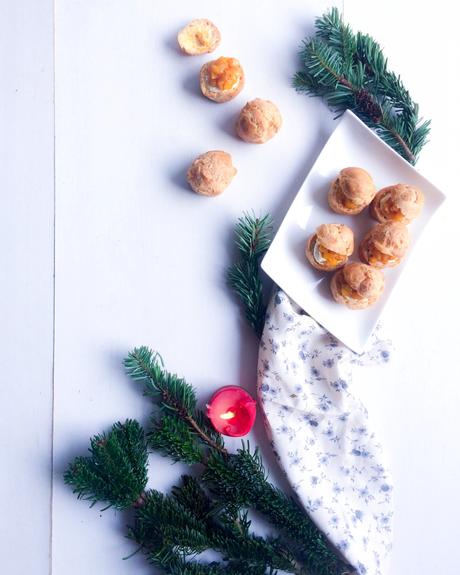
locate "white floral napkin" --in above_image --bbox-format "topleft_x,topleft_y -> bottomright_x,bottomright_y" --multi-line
257,289 -> 393,575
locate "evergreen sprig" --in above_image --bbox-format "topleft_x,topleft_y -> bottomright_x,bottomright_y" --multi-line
124,346 -> 226,456
131,481 -> 298,574
64,419 -> 148,510
146,552 -> 269,575
124,348 -> 197,413
148,414 -> 204,464
294,7 -> 430,164
135,478 -> 291,575
227,212 -> 273,338
203,445 -> 344,575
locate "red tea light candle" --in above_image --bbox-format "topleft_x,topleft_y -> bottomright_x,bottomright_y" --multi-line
206,386 -> 257,437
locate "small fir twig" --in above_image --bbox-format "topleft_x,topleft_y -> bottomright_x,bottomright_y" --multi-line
227,212 -> 273,338
64,419 -> 148,511
124,346 -> 227,457
293,7 -> 430,164
204,445 -> 345,575
131,480 -> 299,573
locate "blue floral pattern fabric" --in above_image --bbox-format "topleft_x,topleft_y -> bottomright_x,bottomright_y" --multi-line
257,290 -> 393,575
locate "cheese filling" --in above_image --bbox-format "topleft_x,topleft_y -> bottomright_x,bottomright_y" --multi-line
313,240 -> 326,264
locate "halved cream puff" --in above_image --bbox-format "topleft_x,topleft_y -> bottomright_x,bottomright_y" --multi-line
328,167 -> 377,215
331,262 -> 385,310
306,224 -> 354,271
370,184 -> 424,224
359,222 -> 409,269
177,19 -> 221,55
200,56 -> 244,103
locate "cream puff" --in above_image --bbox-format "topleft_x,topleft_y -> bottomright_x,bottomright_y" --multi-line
236,99 -> 282,144
200,57 -> 245,103
359,222 -> 409,269
328,167 -> 377,215
187,151 -> 236,196
305,224 -> 354,271
177,19 -> 221,55
331,262 -> 385,310
370,184 -> 424,224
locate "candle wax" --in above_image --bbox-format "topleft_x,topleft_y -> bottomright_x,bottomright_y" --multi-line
207,386 -> 257,437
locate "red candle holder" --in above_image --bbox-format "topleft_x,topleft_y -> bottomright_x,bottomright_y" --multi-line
206,386 -> 257,437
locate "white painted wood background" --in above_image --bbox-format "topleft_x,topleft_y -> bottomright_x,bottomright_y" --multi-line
1,1 -> 459,574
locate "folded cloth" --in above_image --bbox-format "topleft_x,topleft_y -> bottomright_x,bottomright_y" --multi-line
257,289 -> 393,575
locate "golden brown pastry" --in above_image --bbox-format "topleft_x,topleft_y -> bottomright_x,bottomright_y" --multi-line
370,184 -> 424,224
328,167 -> 377,215
177,19 -> 221,55
200,56 -> 245,103
331,262 -> 385,310
305,224 -> 354,271
359,222 -> 409,268
236,99 -> 282,144
187,151 -> 236,196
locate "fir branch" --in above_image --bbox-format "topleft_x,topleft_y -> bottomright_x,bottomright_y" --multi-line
203,445 -> 350,575
148,414 -> 204,464
124,347 -> 197,413
171,475 -> 214,521
124,346 -> 226,455
131,487 -> 299,574
64,419 -> 148,510
147,551 -> 268,575
315,6 -> 356,72
294,7 -> 430,164
227,212 -> 273,338
131,489 -> 210,555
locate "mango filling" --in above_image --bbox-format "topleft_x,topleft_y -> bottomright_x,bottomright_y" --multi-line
380,194 -> 404,221
314,237 -> 346,266
208,57 -> 241,91
340,283 -> 362,300
367,246 -> 396,266
337,189 -> 359,210
386,201 -> 404,222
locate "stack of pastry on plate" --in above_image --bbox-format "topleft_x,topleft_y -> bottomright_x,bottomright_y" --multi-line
305,167 -> 424,310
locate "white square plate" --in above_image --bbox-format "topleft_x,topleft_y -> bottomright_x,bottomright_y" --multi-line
261,110 -> 446,353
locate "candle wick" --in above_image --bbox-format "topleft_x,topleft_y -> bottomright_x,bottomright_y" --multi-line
219,410 -> 236,420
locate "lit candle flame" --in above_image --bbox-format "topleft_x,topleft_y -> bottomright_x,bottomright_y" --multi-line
219,410 -> 235,420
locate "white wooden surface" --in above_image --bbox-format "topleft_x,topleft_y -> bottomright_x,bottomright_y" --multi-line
0,1 -> 54,573
1,1 -> 459,574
